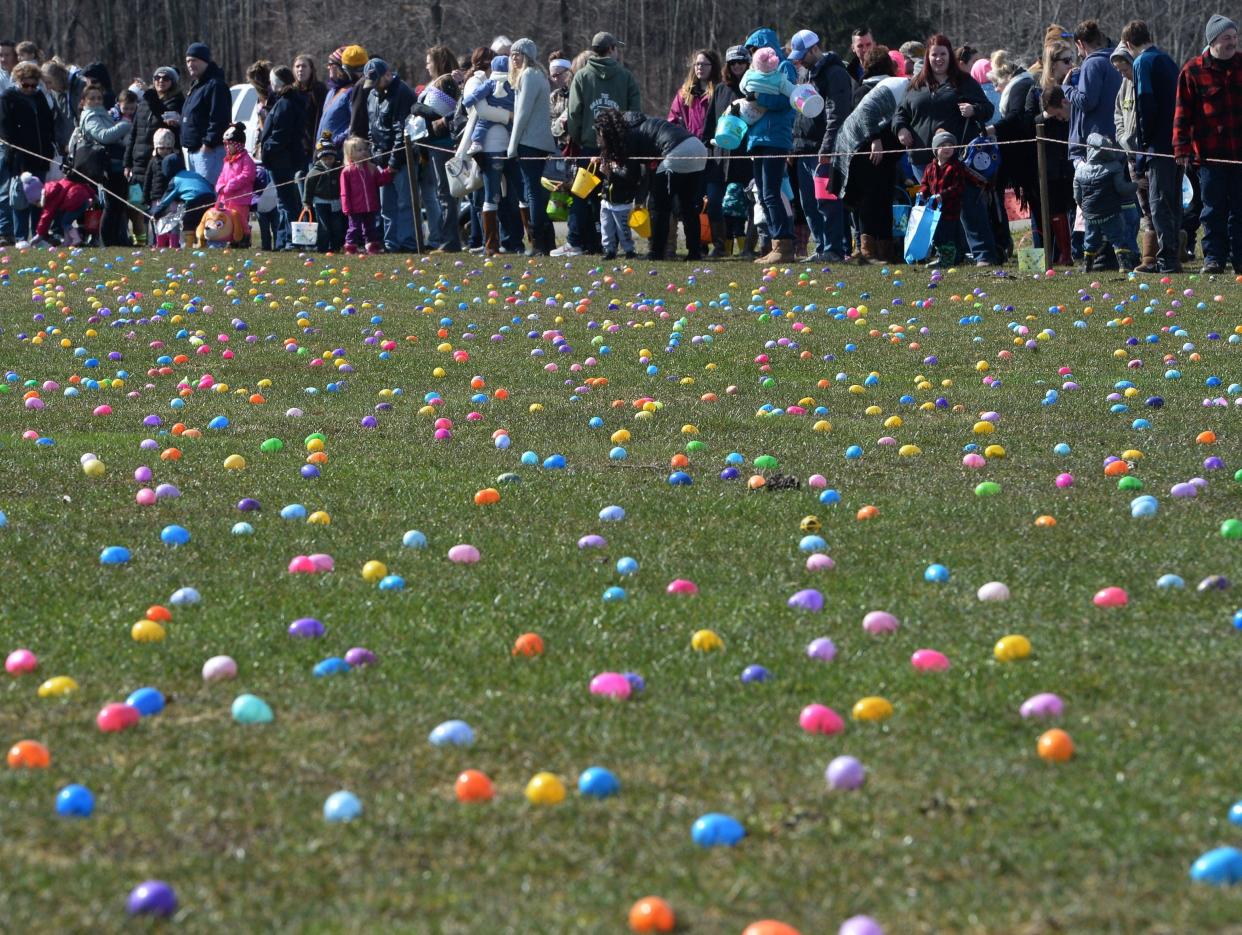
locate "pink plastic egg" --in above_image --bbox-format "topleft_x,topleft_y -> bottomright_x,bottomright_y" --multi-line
448,544 -> 481,564
589,672 -> 632,700
799,703 -> 845,735
1093,586 -> 1129,607
5,649 -> 38,675
862,610 -> 899,634
911,649 -> 950,672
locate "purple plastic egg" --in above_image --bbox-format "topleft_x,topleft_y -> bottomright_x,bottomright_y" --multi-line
288,618 -> 325,638
826,755 -> 866,790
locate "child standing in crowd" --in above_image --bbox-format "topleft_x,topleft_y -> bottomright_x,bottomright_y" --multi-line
303,135 -> 345,252
339,135 -> 392,254
1074,131 -> 1139,271
599,158 -> 640,259
216,122 -> 256,244
143,128 -> 184,247
920,128 -> 968,267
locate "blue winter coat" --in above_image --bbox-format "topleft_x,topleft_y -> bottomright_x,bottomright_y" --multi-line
1063,47 -> 1121,159
154,170 -> 215,215
743,28 -> 797,152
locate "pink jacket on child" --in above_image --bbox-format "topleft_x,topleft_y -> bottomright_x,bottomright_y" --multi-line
216,149 -> 257,218
339,162 -> 393,216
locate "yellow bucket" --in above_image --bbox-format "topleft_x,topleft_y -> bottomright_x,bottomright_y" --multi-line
570,165 -> 601,199
629,206 -> 652,239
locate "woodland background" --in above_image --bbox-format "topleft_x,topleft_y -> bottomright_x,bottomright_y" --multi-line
3,0 -> 1213,108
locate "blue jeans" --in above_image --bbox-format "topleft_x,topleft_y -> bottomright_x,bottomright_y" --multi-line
1199,163 -> 1242,268
1084,213 -> 1138,256
752,146 -> 791,240
959,183 -> 999,264
188,146 -> 225,187
480,153 -> 523,251
427,147 -> 460,250
415,159 -> 442,249
379,174 -> 418,251
269,167 -> 302,250
516,145 -> 551,252
795,157 -> 845,256
568,147 -> 600,250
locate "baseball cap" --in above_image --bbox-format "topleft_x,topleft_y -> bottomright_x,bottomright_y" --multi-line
363,58 -> 389,81
789,30 -> 820,61
591,31 -> 624,50
725,45 -> 749,64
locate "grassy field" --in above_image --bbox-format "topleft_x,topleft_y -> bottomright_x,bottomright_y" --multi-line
2,248 -> 1242,933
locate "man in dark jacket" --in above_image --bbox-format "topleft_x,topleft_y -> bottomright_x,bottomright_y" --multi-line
790,29 -> 854,260
260,66 -> 308,250
125,66 -> 185,193
1063,20 -> 1122,162
0,62 -> 55,242
180,42 -> 231,185
361,58 -> 419,252
1123,20 -> 1181,273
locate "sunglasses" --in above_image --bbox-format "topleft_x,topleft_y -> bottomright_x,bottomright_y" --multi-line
20,81 -> 39,89
1056,56 -> 1072,64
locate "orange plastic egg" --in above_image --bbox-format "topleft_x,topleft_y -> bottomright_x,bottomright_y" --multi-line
628,897 -> 675,933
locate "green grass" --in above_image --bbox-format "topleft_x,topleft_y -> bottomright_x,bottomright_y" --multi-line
2,249 -> 1242,933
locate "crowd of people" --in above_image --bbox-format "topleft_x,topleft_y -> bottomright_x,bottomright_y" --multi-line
0,14 -> 1239,273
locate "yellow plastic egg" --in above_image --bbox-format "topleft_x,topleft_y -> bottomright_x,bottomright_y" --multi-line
691,629 -> 723,652
812,420 -> 832,432
361,560 -> 388,583
37,676 -> 79,698
223,454 -> 247,470
307,511 -> 331,525
972,421 -> 995,435
82,458 -> 105,477
800,515 -> 821,533
984,444 -> 1006,458
852,696 -> 894,721
132,619 -> 166,643
884,416 -> 903,429
898,444 -> 921,457
524,771 -> 566,805
994,634 -> 1031,662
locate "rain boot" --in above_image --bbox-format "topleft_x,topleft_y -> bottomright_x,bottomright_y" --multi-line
482,209 -> 499,257
1081,250 -> 1097,273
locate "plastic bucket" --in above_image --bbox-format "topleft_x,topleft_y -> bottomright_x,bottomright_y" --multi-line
813,164 -> 836,203
629,206 -> 652,239
790,84 -> 824,118
546,191 -> 571,221
570,165 -> 601,199
712,114 -> 748,151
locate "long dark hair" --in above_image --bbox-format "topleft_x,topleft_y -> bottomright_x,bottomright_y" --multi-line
593,107 -> 630,163
909,33 -> 965,90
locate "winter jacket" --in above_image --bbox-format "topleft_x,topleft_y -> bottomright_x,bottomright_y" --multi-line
297,80 -> 328,158
893,72 -> 993,167
1132,47 -> 1178,155
1063,47 -> 1121,159
79,102 -> 132,174
793,51 -> 855,155
620,111 -> 696,160
1174,51 -> 1242,164
508,68 -> 557,156
216,149 -> 256,214
0,87 -> 55,176
668,87 -> 712,140
154,170 -> 215,215
460,72 -> 513,153
36,178 -> 94,236
125,88 -> 185,178
318,80 -> 357,148
367,75 -> 416,169
143,151 -> 184,204
47,89 -> 74,154
566,54 -> 642,149
339,162 -> 393,215
603,161 -> 641,204
1024,84 -> 1072,183
550,85 -> 570,147
920,156 -> 967,219
260,86 -> 309,171
1115,78 -> 1139,154
1073,133 -> 1136,219
835,77 -> 909,189
997,71 -> 1034,125
743,28 -> 796,152
181,61 -> 231,151
303,158 -> 342,207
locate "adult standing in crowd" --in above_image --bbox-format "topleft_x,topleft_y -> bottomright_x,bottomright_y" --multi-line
791,28 -> 853,262
1174,14 -> 1242,274
79,81 -> 133,246
744,27 -> 797,265
507,38 -> 558,255
40,59 -> 74,155
293,54 -> 328,167
420,45 -> 463,253
125,66 -> 184,199
362,57 -> 418,252
0,61 -> 54,241
559,31 -> 641,257
458,52 -> 519,256
893,32 -> 998,265
260,65 -> 308,250
668,49 -> 719,258
705,45 -> 748,256
846,27 -> 875,83
319,46 -> 368,148
181,43 -> 230,186
1063,20 -> 1121,162
1125,20 -> 1181,273
1021,42 -> 1075,264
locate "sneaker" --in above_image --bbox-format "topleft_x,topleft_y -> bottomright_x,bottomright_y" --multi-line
975,259 -> 992,267
550,243 -> 583,257
624,251 -> 637,259
344,243 -> 359,255
1202,261 -> 1225,274
602,251 -> 616,259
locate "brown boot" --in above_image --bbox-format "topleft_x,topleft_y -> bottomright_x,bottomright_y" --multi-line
1134,230 -> 1159,272
852,233 -> 877,264
482,209 -> 499,257
754,238 -> 794,265
518,206 -> 534,256
877,238 -> 896,263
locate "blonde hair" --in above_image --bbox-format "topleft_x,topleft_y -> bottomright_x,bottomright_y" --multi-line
509,54 -> 546,91
342,136 -> 371,165
1041,40 -> 1073,93
990,50 -> 1019,86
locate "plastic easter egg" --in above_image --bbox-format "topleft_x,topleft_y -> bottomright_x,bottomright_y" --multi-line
525,771 -> 566,805
127,880 -> 178,917
743,923 -> 802,935
839,917 -> 885,935
202,656 -> 237,682
82,457 -> 105,477
799,703 -> 845,735
975,481 -> 1001,496
994,634 -> 1031,661
602,585 -> 627,602
97,702 -> 141,732
691,629 -> 722,651
455,769 -> 495,802
99,545 -> 131,565
288,617 -> 325,638
448,543 -> 480,564
806,637 -> 836,661
361,560 -> 388,582
344,647 -> 376,667
429,719 -> 474,747
806,553 -> 835,572
1191,846 -> 1242,885
38,675 -> 77,698
616,556 -> 639,575
826,755 -> 866,790
6,648 -> 37,675
977,581 -> 1010,601
787,588 -> 824,611
798,534 -> 827,553
7,739 -> 50,768
223,454 -> 246,470
160,524 -> 190,546
1131,495 -> 1158,518
512,633 -> 544,657
260,437 -> 284,453
862,610 -> 899,634
579,766 -> 621,799
911,649 -> 950,672
1156,574 -> 1184,589
313,657 -> 351,677
1020,693 -> 1064,718
691,812 -> 745,847
1222,519 -> 1242,540
135,488 -> 157,506
924,564 -> 950,583
1037,728 -> 1074,762
231,693 -> 273,724
125,687 -> 165,716
1230,801 -> 1242,826
600,505 -> 626,522
590,672 -> 632,700
231,522 -> 254,536
402,530 -> 427,549
131,619 -> 165,643
741,664 -> 770,683
323,790 -> 362,822
628,896 -> 675,933
170,587 -> 200,606
56,784 -> 95,818
1093,586 -> 1129,607
852,696 -> 893,722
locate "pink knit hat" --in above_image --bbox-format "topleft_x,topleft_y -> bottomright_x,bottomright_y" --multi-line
971,58 -> 992,84
888,50 -> 907,76
751,47 -> 779,74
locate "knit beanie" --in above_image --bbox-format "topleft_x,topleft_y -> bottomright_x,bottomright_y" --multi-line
931,129 -> 957,151
751,47 -> 779,74
185,42 -> 211,63
510,38 -> 537,61
153,128 -> 176,148
1206,13 -> 1237,46
491,55 -> 509,74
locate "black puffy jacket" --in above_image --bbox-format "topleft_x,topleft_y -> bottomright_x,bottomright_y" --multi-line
620,111 -> 695,160
0,87 -> 55,176
125,88 -> 185,178
366,76 -> 416,169
259,86 -> 308,171
181,61 -> 231,151
793,52 -> 856,155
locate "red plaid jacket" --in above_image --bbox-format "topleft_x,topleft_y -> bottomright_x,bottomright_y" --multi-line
920,157 -> 966,220
1173,53 -> 1242,164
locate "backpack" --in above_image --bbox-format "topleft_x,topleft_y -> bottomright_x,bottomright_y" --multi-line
962,133 -> 1000,186
64,127 -> 109,183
